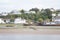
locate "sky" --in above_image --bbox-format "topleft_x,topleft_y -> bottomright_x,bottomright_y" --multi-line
0,0 -> 60,12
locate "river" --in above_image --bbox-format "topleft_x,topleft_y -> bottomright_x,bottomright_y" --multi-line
0,34 -> 60,40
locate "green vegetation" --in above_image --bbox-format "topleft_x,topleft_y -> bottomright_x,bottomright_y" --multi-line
0,24 -> 15,26
0,8 -> 60,24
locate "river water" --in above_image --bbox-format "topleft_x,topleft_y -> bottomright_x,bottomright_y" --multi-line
0,34 -> 60,40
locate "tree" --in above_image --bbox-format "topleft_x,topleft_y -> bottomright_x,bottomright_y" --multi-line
38,18 -> 43,23
29,8 -> 39,13
20,9 -> 25,13
44,8 -> 52,21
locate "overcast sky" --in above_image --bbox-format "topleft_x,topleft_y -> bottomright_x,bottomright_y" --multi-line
0,0 -> 60,12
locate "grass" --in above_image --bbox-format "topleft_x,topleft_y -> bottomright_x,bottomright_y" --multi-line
0,24 -> 24,29
0,24 -> 15,26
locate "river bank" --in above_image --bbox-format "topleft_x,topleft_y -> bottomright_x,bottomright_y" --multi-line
0,27 -> 60,34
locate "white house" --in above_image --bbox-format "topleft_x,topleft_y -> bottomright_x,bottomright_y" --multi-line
0,17 -> 27,24
43,22 -> 56,25
52,12 -> 60,24
24,11 -> 35,14
3,19 -> 11,24
30,11 -> 35,13
1,12 -> 8,16
0,18 -> 5,24
44,12 -> 60,25
10,10 -> 21,15
52,13 -> 56,21
14,18 -> 27,24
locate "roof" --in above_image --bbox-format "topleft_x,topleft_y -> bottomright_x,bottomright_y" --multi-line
54,16 -> 60,19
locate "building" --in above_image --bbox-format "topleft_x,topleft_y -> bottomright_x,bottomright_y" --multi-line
0,18 -> 27,24
14,18 -> 27,24
9,10 -> 21,15
52,14 -> 60,24
0,12 -> 8,16
0,18 -> 5,24
52,11 -> 60,24
24,11 -> 35,14
3,19 -> 11,24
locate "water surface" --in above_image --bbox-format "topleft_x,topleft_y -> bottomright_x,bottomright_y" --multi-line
0,34 -> 60,40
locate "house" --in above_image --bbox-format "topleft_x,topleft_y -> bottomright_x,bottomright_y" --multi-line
0,18 -> 14,24
43,16 -> 57,25
3,19 -> 11,24
0,12 -> 8,16
30,11 -> 35,13
14,18 -> 27,24
0,18 -> 5,24
24,11 -> 35,14
52,16 -> 60,24
0,18 -> 12,24
52,11 -> 60,24
0,18 -> 27,24
43,22 -> 56,25
9,10 -> 21,15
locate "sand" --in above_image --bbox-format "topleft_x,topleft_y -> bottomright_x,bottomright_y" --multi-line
0,28 -> 60,35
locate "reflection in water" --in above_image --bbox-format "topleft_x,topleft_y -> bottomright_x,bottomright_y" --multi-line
0,34 -> 60,40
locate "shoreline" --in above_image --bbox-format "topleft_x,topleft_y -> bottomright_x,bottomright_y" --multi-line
0,28 -> 60,35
